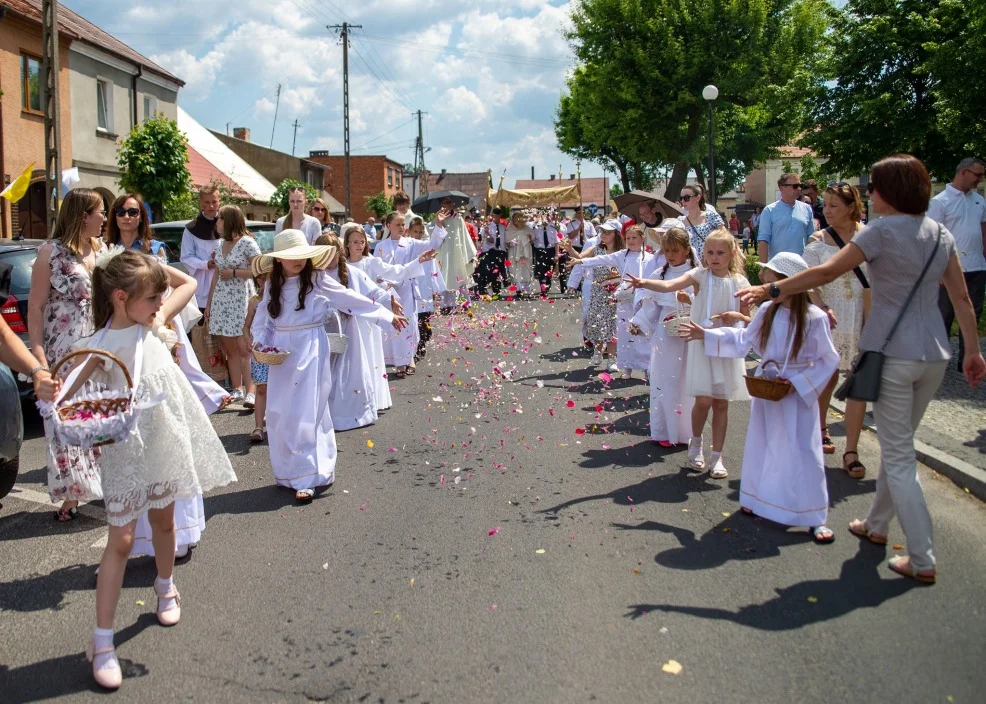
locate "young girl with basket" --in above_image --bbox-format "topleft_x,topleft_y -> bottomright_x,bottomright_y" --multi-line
679,253 -> 840,543
249,230 -> 408,501
629,227 -> 699,446
54,249 -> 236,690
626,228 -> 752,478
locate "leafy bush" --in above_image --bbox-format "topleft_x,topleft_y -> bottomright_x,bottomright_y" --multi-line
117,115 -> 192,220
745,252 -> 762,285
269,179 -> 319,216
364,191 -> 393,219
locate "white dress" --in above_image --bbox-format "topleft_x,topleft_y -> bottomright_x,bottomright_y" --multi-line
374,226 -> 448,366
348,256 -> 424,409
275,214 -> 324,245
74,324 -> 237,526
415,246 -> 447,314
802,235 -> 866,370
704,304 -> 840,526
577,248 -> 654,370
326,266 -> 396,430
436,214 -> 477,290
684,268 -> 752,400
631,259 -> 695,444
504,224 -> 535,293
250,272 -> 394,490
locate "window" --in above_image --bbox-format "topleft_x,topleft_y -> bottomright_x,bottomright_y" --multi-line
20,53 -> 43,112
387,167 -> 393,187
305,169 -> 316,187
96,78 -> 112,131
143,94 -> 157,122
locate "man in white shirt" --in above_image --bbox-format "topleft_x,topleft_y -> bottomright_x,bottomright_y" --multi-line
564,206 -> 596,252
180,185 -> 221,310
928,157 -> 986,368
477,208 -> 509,295
531,210 -> 560,294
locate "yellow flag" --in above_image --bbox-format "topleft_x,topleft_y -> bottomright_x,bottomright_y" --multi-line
0,163 -> 36,203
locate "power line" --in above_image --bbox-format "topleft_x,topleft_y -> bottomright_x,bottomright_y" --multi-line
352,116 -> 416,151
358,32 -> 571,68
348,42 -> 415,113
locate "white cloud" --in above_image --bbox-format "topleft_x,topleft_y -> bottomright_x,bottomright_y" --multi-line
440,87 -> 487,124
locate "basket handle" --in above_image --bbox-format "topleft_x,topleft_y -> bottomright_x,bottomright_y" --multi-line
49,349 -> 136,409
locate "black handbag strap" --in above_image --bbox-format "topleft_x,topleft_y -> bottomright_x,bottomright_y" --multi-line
824,226 -> 870,289
880,224 -> 942,353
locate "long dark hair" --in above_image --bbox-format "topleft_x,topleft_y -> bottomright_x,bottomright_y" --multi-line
267,259 -> 316,319
758,289 -> 811,361
105,193 -> 152,252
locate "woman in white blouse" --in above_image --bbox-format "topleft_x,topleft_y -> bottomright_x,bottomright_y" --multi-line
275,187 -> 323,244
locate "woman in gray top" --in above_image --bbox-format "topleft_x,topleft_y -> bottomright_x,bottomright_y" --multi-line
738,154 -> 985,585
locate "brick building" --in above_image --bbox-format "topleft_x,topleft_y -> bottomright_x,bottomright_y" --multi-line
422,170 -> 490,212
306,151 -> 405,223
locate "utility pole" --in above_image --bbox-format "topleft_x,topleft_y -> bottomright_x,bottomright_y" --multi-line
414,109 -> 427,197
328,22 -> 361,217
291,119 -> 300,156
41,0 -> 62,233
269,83 -> 281,149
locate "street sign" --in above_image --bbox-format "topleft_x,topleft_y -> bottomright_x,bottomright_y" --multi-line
586,203 -> 598,216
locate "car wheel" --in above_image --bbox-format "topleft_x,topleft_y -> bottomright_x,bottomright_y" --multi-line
0,455 -> 19,500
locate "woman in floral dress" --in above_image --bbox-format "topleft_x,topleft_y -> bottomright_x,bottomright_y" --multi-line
673,184 -> 725,257
205,206 -> 261,406
27,188 -> 105,521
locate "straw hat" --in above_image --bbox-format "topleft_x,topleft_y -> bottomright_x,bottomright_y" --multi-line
761,252 -> 808,279
251,229 -> 336,276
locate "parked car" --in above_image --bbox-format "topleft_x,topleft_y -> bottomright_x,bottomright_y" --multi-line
151,220 -> 277,271
0,240 -> 44,398
0,260 -> 25,502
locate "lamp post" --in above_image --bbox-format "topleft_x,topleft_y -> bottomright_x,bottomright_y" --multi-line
702,84 -> 719,206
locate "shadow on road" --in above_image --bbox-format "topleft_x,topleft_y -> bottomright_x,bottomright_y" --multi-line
0,614 -> 157,702
624,544 -> 919,629
540,466 -> 724,514
0,561 -> 157,613
203,484 -> 324,517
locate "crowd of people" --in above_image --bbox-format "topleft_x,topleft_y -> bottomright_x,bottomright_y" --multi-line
4,153 -> 984,690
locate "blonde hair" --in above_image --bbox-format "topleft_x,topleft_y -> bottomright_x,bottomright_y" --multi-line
199,184 -> 220,201
702,228 -> 745,276
52,188 -> 103,256
218,205 -> 249,242
92,251 -> 168,329
308,197 -> 329,224
314,233 -> 348,287
623,225 -> 645,244
407,215 -> 426,237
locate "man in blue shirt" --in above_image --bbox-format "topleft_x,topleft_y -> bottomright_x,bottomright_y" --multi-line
757,173 -> 815,262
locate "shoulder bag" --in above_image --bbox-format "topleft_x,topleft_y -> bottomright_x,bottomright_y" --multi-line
824,225 -> 872,320
835,224 -> 941,403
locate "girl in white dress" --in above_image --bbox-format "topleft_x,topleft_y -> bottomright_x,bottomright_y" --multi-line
573,225 -> 655,377
630,228 -> 699,446
626,229 -> 752,479
249,230 -> 408,501
344,225 -> 433,408
64,250 -> 236,690
680,253 -> 840,543
374,210 -> 449,375
408,216 -> 447,361
504,211 -> 535,296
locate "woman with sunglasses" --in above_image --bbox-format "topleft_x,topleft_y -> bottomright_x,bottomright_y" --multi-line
104,194 -> 167,261
308,198 -> 332,233
275,186 -> 322,245
673,184 -> 725,257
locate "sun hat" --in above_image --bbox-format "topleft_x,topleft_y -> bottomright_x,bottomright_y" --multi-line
761,252 -> 809,279
599,218 -> 622,232
251,229 -> 336,276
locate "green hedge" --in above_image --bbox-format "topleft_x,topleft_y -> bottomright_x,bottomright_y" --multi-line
744,252 -> 761,285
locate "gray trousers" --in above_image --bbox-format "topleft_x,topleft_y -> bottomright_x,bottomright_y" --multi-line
866,357 -> 947,571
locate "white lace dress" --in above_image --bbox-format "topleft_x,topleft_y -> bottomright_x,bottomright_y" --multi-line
802,236 -> 866,370
74,324 -> 237,526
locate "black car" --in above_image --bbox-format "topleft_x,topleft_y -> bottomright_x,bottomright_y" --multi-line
0,240 -> 44,397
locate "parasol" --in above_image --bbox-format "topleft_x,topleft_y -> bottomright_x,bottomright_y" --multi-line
613,190 -> 684,222
412,190 -> 469,214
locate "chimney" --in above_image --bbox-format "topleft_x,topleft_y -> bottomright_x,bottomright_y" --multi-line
569,173 -> 576,181
310,150 -> 329,158
233,127 -> 250,142
549,174 -> 555,181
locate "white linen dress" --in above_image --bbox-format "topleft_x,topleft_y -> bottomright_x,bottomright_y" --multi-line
631,259 -> 696,444
275,213 -> 324,245
684,268 -> 752,400
374,226 -> 448,366
436,214 -> 477,291
348,256 -> 424,410
504,224 -> 535,294
577,248 -> 654,370
325,266 -> 398,430
74,324 -> 236,526
250,272 -> 394,490
704,303 -> 840,526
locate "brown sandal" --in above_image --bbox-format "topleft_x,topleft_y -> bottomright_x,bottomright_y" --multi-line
888,555 -> 936,584
848,519 -> 887,545
249,427 -> 265,443
821,427 -> 835,455
842,451 -> 866,479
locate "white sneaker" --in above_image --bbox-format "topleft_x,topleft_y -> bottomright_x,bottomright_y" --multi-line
590,352 -> 602,365
607,362 -> 619,373
243,392 -> 256,409
688,437 -> 705,470
230,388 -> 245,403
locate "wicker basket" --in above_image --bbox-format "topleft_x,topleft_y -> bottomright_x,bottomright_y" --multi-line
744,360 -> 793,401
662,306 -> 692,336
47,349 -> 136,448
252,346 -> 290,365
325,310 -> 349,355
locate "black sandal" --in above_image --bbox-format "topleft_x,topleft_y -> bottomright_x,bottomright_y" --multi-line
842,451 -> 866,479
54,506 -> 78,522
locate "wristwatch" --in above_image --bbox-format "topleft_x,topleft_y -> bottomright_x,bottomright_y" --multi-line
768,283 -> 781,299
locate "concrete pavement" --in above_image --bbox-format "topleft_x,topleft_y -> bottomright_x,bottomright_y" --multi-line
1,295 -> 984,703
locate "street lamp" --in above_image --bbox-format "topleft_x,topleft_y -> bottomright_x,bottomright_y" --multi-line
702,84 -> 719,206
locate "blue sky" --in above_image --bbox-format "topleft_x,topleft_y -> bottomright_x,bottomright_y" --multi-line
62,0 -> 592,186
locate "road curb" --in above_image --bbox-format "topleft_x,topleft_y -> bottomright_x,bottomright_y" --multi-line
830,398 -> 986,501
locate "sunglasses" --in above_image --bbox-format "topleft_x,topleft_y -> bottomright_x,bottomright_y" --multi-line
288,187 -> 307,193
114,207 -> 141,218
678,195 -> 696,203
311,206 -> 326,212
964,169 -> 986,178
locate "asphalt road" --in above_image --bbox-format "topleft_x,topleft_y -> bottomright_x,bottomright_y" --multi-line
1,295 -> 984,703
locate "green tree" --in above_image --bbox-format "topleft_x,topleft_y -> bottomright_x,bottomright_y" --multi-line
364,191 -> 394,219
801,0 -> 975,181
609,183 -> 624,200
269,179 -> 318,216
117,115 -> 192,220
562,0 -> 828,202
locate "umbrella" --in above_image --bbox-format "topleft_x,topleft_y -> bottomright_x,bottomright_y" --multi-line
613,190 -> 684,222
412,190 -> 469,215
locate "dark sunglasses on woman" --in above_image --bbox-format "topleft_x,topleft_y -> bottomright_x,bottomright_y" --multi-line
678,195 -> 694,203
114,207 -> 141,218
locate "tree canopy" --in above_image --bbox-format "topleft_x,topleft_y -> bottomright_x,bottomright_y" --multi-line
117,115 -> 192,220
364,192 -> 394,219
269,179 -> 319,216
558,0 -> 828,202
